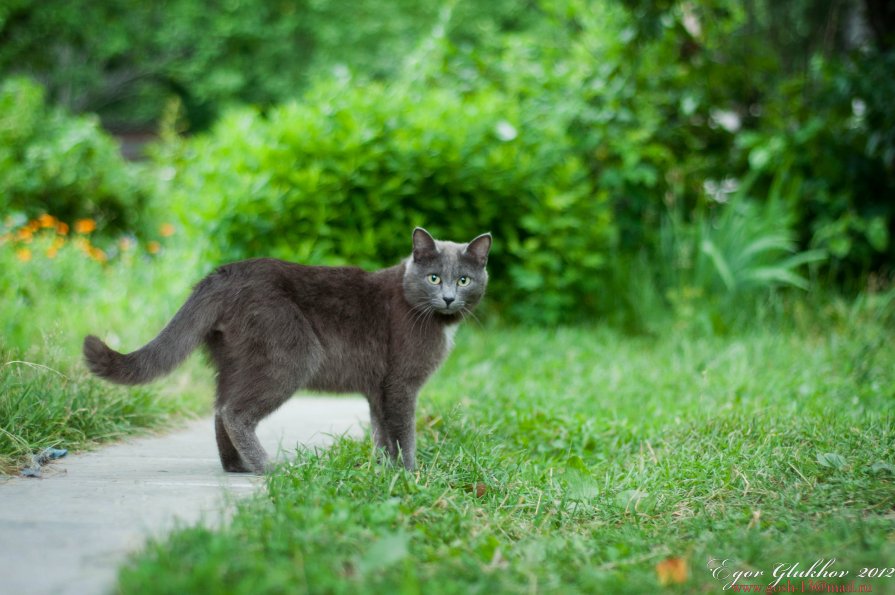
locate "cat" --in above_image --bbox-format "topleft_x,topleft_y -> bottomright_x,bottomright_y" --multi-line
83,228 -> 491,474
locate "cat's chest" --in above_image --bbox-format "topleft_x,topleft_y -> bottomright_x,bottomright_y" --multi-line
394,321 -> 460,378
442,323 -> 459,352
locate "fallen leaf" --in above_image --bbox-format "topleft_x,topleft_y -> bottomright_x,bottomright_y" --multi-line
465,482 -> 488,498
656,556 -> 688,585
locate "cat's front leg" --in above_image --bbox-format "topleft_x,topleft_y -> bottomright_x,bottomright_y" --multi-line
383,388 -> 418,470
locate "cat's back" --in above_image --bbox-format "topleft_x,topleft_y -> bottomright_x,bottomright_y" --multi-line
213,256 -> 368,291
211,257 -> 396,323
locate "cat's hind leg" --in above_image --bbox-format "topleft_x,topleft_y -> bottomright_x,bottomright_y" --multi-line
212,299 -> 323,474
215,412 -> 250,473
217,378 -> 294,474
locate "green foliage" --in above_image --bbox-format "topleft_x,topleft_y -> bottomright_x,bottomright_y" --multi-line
160,80 -> 614,323
1,0 -> 310,127
0,356 -> 198,474
734,50 -> 895,275
0,77 -> 150,232
118,320 -> 895,593
607,0 -> 895,275
656,199 -> 827,326
4,0 -> 893,324
432,0 -> 894,281
0,0 -> 533,129
0,228 -> 212,471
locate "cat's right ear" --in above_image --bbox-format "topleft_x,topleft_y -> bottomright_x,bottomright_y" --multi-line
412,227 -> 438,261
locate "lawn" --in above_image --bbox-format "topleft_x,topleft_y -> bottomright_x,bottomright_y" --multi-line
0,229 -> 213,473
117,298 -> 894,594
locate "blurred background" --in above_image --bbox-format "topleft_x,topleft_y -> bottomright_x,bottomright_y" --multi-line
1,0 -> 893,331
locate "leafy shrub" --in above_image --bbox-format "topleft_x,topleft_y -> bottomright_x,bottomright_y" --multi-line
158,80 -> 614,323
0,212 -> 185,350
0,0 -> 540,129
431,1 -> 894,283
595,198 -> 829,334
734,51 -> 895,276
0,77 -> 151,233
657,199 -> 827,327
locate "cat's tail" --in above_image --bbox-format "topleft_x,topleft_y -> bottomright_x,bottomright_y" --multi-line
83,275 -> 223,385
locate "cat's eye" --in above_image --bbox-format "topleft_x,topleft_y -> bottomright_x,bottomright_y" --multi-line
457,276 -> 471,287
427,274 -> 442,285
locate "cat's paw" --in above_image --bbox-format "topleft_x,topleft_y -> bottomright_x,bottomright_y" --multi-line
222,460 -> 252,473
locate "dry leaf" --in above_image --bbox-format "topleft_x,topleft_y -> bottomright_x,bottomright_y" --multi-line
656,556 -> 688,585
465,482 -> 488,497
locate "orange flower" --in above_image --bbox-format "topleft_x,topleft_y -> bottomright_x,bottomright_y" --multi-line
89,246 -> 108,263
16,247 -> 32,262
56,221 -> 70,235
52,237 -> 65,249
656,557 -> 688,586
147,241 -> 161,254
75,219 -> 96,234
46,246 -> 58,259
16,227 -> 33,243
159,223 -> 175,237
38,214 -> 57,228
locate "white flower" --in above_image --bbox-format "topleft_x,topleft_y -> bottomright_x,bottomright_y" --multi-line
495,120 -> 518,142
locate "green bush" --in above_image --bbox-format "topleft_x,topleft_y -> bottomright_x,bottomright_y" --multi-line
0,77 -> 150,232
657,199 -> 827,329
733,51 -> 895,277
0,0 -> 538,129
158,80 -> 614,323
430,1 -> 894,282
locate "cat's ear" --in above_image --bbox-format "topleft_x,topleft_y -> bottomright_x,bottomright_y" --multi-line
412,227 -> 438,261
465,232 -> 492,266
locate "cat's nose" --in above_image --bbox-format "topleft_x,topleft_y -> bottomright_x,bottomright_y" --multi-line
443,297 -> 455,307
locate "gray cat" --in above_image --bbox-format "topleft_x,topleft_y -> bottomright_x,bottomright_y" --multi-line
83,228 -> 491,474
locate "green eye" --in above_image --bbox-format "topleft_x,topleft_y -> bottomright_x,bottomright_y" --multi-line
427,274 -> 442,285
458,276 -> 471,287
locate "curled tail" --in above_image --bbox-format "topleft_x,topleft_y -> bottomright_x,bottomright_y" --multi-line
83,276 -> 223,385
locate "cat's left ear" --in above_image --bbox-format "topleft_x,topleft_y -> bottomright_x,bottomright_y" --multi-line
465,232 -> 492,266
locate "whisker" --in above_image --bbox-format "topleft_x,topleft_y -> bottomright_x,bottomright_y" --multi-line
461,306 -> 483,328
407,307 -> 424,335
407,303 -> 432,336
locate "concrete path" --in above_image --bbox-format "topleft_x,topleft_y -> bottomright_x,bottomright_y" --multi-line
0,396 -> 369,595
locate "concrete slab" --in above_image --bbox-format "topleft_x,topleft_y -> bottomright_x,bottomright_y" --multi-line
0,396 -> 369,595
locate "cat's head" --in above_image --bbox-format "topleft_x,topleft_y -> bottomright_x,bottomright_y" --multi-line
403,227 -> 491,316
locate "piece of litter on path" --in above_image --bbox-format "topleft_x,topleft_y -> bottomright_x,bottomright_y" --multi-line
20,447 -> 68,478
37,447 -> 68,463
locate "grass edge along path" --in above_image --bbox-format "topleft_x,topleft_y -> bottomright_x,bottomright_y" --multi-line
0,355 -> 210,474
117,320 -> 895,594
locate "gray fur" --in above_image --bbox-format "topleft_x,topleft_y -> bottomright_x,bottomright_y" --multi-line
83,228 -> 491,474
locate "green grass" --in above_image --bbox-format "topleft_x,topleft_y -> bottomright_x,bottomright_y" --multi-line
0,232 -> 213,472
117,299 -> 895,594
0,353 -> 210,473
